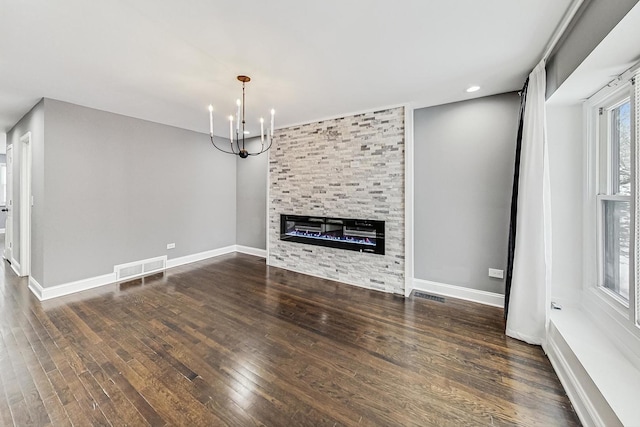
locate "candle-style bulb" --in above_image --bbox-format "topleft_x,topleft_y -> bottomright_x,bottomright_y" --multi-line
260,117 -> 264,143
270,109 -> 275,138
208,105 -> 214,136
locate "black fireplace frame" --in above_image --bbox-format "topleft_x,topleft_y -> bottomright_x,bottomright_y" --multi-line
280,214 -> 385,255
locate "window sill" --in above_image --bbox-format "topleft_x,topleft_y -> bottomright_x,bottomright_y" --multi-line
546,307 -> 640,426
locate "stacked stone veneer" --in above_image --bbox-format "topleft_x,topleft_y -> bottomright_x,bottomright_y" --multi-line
268,107 -> 405,294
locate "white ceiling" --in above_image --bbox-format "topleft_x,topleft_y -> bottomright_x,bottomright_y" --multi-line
0,0 -> 573,137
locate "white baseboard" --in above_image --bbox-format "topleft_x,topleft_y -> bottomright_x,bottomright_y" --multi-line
412,278 -> 505,308
33,273 -> 117,301
28,245 -> 417,302
234,245 -> 267,258
10,258 -> 21,276
28,277 -> 44,300
27,245 -> 237,301
166,245 -> 236,269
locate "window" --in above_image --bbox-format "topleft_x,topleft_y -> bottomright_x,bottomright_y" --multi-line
598,97 -> 632,304
583,66 -> 640,375
588,69 -> 640,345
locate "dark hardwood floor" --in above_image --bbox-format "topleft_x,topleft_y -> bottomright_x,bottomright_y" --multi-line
0,250 -> 579,426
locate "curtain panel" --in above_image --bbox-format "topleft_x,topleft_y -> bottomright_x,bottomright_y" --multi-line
505,60 -> 552,345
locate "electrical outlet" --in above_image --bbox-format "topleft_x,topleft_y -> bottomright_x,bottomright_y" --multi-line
166,243 -> 176,249
488,268 -> 504,279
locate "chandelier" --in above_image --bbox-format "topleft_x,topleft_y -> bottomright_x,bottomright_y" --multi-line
208,75 -> 274,158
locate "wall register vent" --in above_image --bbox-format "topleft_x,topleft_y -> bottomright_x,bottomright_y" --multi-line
413,291 -> 445,303
114,256 -> 167,281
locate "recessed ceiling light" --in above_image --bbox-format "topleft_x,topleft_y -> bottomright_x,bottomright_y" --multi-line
466,85 -> 481,93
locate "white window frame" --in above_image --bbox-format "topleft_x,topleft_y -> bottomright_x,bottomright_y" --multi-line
596,195 -> 631,308
596,90 -> 632,308
584,70 -> 640,364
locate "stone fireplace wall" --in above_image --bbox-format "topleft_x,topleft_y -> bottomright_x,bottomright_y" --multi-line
268,107 -> 405,293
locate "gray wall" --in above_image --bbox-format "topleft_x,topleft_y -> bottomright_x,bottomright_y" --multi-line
5,94 -> 521,295
6,99 -> 45,283
236,137 -> 267,249
414,93 -> 519,294
41,99 -> 236,287
546,0 -> 639,98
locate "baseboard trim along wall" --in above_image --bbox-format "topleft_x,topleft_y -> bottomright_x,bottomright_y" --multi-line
29,273 -> 117,301
412,278 -> 505,308
165,245 -> 236,269
28,277 -> 44,300
29,253 -> 505,302
10,258 -> 21,277
235,245 -> 267,258
28,245 -> 268,301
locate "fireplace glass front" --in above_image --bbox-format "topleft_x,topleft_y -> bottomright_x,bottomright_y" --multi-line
280,214 -> 385,255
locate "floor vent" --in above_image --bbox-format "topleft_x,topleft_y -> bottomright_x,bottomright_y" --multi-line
114,256 -> 167,281
413,291 -> 445,303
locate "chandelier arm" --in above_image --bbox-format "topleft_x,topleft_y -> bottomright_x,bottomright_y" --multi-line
247,136 -> 274,156
263,135 -> 275,152
210,135 -> 237,155
231,131 -> 238,154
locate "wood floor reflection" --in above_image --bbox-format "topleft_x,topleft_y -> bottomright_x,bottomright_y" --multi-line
0,252 -> 579,426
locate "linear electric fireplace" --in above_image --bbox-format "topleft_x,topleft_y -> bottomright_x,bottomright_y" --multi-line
280,214 -> 385,255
